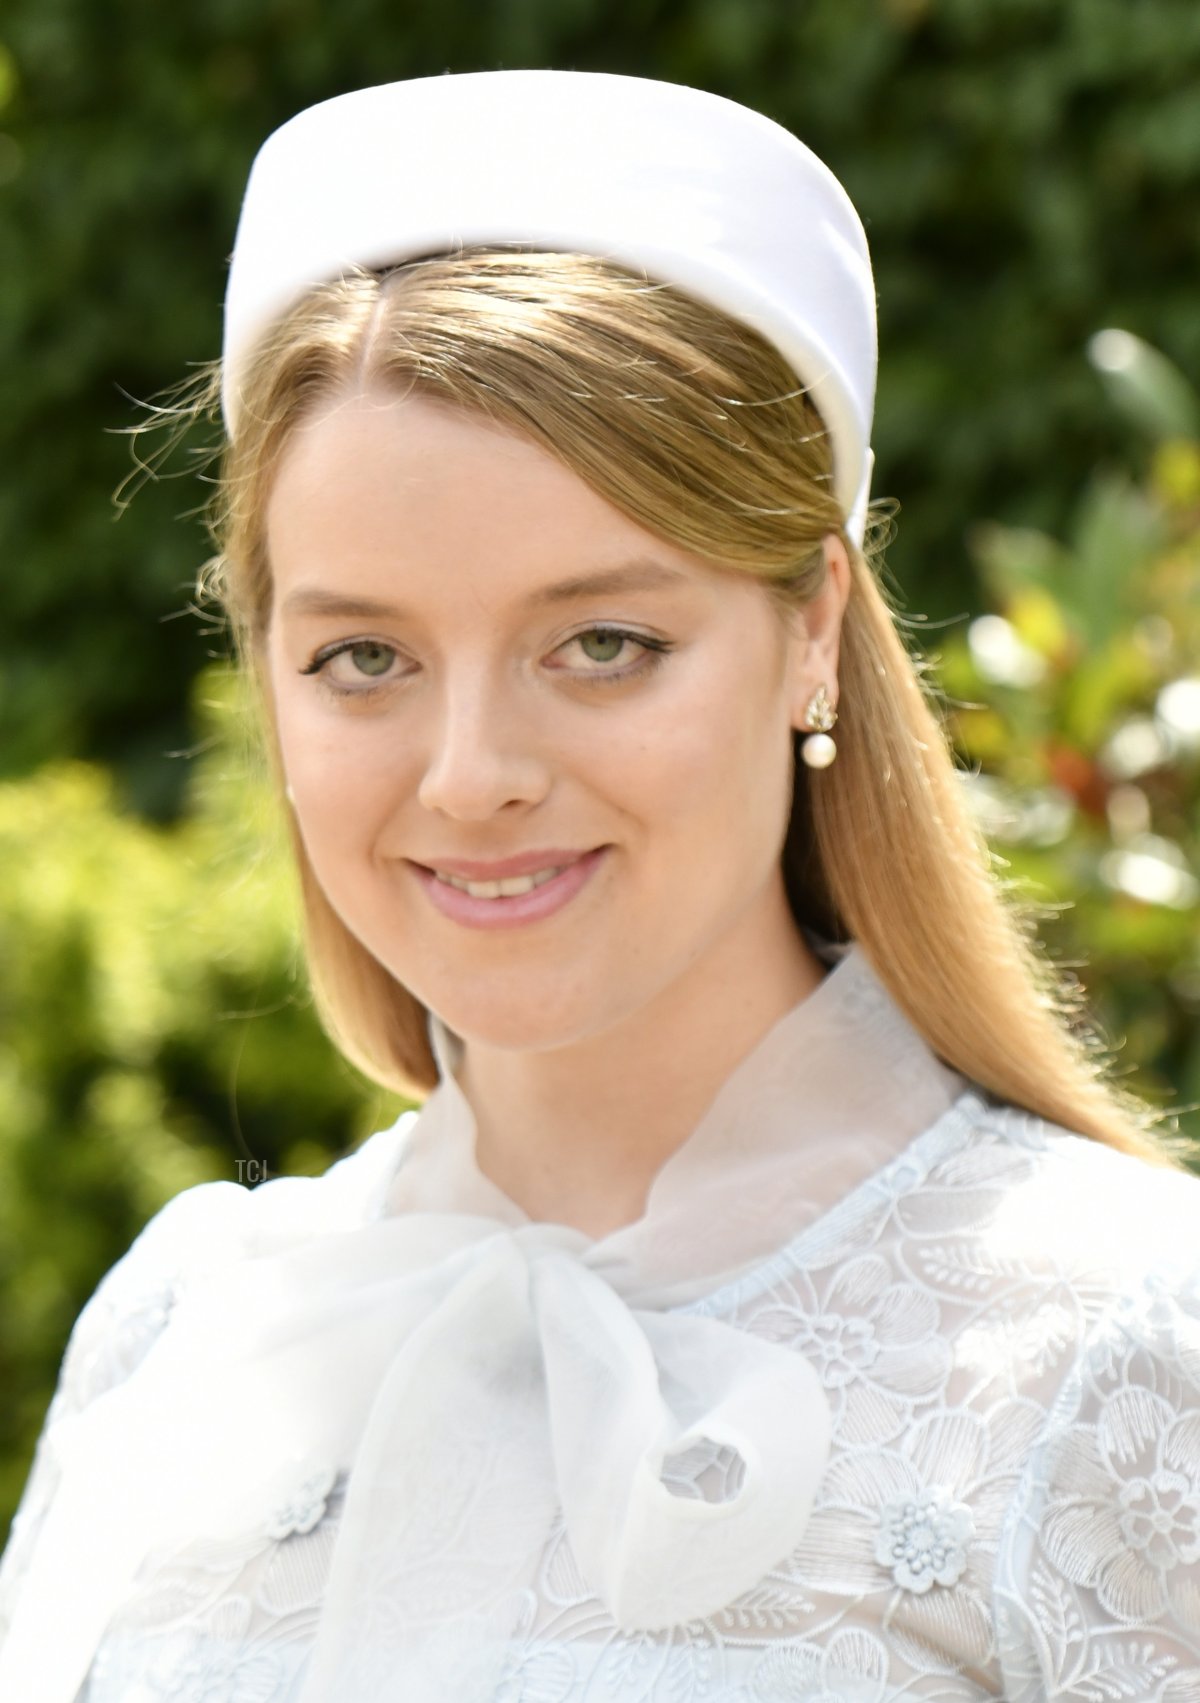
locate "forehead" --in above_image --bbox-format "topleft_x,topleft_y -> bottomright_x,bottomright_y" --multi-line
264,389 -> 766,619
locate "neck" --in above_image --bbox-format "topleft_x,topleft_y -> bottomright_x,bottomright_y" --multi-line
453,892 -> 829,1238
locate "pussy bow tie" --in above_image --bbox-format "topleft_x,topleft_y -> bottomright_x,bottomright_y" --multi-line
0,1199 -> 832,1702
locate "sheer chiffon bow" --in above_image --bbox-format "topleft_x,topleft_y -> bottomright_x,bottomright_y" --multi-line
0,1206 -> 831,1703
0,939 -> 971,1702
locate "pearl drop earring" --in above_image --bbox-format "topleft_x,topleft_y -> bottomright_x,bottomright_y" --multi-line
800,684 -> 838,769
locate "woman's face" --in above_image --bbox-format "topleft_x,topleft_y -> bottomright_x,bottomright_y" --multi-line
264,389 -> 845,1051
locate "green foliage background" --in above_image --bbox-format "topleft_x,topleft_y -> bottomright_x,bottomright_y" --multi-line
2,0 -> 1199,1543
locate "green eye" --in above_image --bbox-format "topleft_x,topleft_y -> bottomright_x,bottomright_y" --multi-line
577,630 -> 629,664
349,642 -> 395,677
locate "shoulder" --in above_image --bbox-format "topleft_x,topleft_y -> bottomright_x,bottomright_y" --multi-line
0,1110 -> 419,1623
58,1177 -> 250,1416
874,1093 -> 1200,1425
907,1093 -> 1200,1292
61,1110 -> 419,1411
989,1107 -> 1200,1385
864,1098 -> 1200,1689
965,1110 -> 1200,1693
0,1173 -> 252,1633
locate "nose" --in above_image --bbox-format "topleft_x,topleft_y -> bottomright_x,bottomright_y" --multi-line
416,667 -> 553,821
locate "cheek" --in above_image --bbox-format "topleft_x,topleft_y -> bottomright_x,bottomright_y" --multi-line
270,684 -> 404,857
604,665 -> 792,851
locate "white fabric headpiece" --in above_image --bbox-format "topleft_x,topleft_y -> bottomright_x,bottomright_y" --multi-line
222,69 -> 878,544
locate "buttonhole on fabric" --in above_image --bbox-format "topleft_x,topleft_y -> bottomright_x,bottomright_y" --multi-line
659,1437 -> 747,1505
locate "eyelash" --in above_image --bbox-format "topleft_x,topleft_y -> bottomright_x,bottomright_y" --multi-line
299,626 -> 676,699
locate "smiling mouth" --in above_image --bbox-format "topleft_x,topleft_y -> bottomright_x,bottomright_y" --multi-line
407,847 -> 610,927
430,865 -> 571,899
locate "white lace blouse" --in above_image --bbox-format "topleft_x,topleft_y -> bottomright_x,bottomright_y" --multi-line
1,937 -> 1199,1702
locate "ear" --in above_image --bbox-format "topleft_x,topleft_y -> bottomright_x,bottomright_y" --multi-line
784,533 -> 852,730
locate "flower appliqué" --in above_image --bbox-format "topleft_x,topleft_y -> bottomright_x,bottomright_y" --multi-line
264,1461 -> 341,1541
874,1487 -> 974,1593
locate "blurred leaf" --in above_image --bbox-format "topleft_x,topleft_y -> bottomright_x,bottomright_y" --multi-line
1151,439 -> 1200,509
969,523 -> 1078,610
1006,585 -> 1075,662
0,43 -> 17,113
1067,471 -> 1168,646
1089,329 -> 1200,441
1061,631 -> 1159,748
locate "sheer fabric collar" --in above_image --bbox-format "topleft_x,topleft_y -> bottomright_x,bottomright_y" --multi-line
385,934 -> 968,1303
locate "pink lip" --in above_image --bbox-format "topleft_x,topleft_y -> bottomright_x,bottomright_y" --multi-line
411,847 -> 599,880
409,847 -> 610,930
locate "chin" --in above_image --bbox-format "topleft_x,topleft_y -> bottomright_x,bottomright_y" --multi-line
430,983 -> 616,1056
445,1007 -> 586,1056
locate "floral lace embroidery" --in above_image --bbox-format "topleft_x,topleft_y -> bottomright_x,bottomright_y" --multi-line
1,1100 -> 1198,1702
1040,1353 -> 1200,1632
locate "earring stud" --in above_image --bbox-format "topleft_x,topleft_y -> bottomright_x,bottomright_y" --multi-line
801,684 -> 838,769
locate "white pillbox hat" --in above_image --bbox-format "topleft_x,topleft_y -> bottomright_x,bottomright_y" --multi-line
223,69 -> 878,545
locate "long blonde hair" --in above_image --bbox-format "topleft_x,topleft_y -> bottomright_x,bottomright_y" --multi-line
187,247 -> 1181,1161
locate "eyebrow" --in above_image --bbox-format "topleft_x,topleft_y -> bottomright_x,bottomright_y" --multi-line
279,558 -> 695,621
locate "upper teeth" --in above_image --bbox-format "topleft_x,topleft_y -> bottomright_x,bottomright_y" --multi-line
433,865 -> 568,899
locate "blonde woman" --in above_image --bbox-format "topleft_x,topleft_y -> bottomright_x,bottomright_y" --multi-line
1,69 -> 1198,1703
